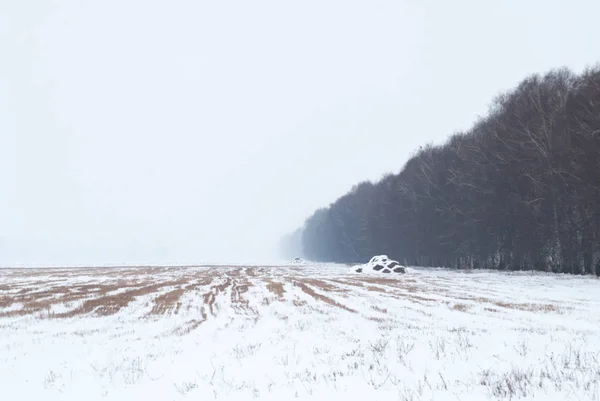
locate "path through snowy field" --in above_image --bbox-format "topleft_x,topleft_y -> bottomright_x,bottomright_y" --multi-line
1,265 -> 599,400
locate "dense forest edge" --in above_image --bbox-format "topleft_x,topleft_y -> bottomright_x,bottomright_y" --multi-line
280,67 -> 600,275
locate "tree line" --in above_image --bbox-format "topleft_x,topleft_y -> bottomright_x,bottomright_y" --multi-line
280,67 -> 600,275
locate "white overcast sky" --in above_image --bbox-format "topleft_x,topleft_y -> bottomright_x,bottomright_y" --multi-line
1,0 -> 599,266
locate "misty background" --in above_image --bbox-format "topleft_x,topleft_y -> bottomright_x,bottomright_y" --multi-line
1,0 -> 599,266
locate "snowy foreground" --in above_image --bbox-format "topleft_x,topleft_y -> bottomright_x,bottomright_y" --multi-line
0,265 -> 599,401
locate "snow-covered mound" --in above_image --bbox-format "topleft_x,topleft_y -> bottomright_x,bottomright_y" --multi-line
351,255 -> 406,274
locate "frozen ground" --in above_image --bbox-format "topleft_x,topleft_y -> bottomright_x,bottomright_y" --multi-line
0,264 -> 599,401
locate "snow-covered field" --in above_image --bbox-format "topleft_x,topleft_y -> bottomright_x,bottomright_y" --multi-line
0,264 -> 599,401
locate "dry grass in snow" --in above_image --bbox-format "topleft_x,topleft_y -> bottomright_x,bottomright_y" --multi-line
0,264 -> 599,400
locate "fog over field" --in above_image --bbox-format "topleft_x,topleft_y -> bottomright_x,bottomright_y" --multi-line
2,0 -> 600,266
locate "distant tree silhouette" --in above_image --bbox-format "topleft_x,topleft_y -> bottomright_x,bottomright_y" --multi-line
280,66 -> 600,275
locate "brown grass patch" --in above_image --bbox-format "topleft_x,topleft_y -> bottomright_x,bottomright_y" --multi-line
0,278 -> 157,318
0,287 -> 83,317
493,301 -> 558,313
326,278 -> 365,288
292,281 -> 357,313
357,277 -> 421,293
365,286 -> 387,293
56,279 -> 189,317
329,279 -> 394,295
264,279 -> 285,298
225,268 -> 243,277
356,277 -> 396,286
245,268 -> 265,277
0,296 -> 13,308
0,267 -> 221,318
149,288 -> 184,315
298,278 -> 348,294
448,294 -> 559,313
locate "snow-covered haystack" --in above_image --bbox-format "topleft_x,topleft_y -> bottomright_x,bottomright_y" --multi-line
351,255 -> 406,274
